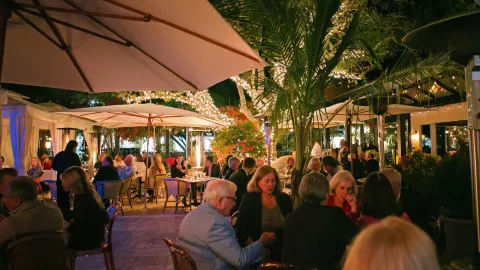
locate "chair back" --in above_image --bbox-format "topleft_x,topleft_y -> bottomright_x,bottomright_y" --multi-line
43,180 -> 57,200
120,178 -> 133,195
258,263 -> 317,270
95,180 -> 124,200
105,202 -> 121,246
4,231 -> 65,270
163,178 -> 189,198
154,174 -> 166,189
163,238 -> 197,270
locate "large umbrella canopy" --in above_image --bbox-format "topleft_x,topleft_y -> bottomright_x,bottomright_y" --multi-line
57,103 -> 226,128
0,0 -> 265,92
316,100 -> 433,125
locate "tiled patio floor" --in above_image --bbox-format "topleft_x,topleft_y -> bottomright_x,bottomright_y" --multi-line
75,197 -> 191,270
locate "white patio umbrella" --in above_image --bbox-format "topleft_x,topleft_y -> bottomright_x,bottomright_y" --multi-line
0,0 -> 265,92
59,103 -> 226,208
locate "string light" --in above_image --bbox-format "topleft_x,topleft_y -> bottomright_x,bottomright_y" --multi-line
120,90 -> 235,125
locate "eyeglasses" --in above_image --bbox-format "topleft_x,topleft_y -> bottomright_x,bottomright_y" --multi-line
222,196 -> 237,202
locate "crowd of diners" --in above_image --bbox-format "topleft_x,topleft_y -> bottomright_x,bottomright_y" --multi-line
0,139 -> 441,269
176,152 -> 440,270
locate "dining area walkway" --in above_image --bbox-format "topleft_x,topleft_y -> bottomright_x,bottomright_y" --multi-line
75,212 -> 186,270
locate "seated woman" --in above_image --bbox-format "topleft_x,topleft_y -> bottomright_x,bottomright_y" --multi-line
61,166 -> 109,250
41,154 -> 52,170
328,170 -> 360,221
27,157 -> 43,179
357,172 -> 410,228
307,157 -> 321,173
282,172 -> 357,269
113,154 -> 125,168
235,165 -> 293,261
93,156 -> 120,184
343,217 -> 440,270
171,155 -> 187,178
146,154 -> 167,201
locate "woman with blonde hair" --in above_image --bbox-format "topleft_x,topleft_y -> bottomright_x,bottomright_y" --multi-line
41,154 -> 52,170
114,154 -> 125,168
27,157 -> 43,179
328,170 -> 359,221
307,157 -> 322,173
149,154 -> 166,175
343,217 -> 440,270
61,166 -> 109,250
235,165 -> 293,261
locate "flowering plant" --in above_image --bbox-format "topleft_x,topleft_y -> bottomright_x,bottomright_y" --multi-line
211,121 -> 266,159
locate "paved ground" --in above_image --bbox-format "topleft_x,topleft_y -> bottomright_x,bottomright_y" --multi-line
75,197 -> 191,270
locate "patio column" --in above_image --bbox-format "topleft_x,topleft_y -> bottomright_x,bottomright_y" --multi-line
397,114 -> 408,160
377,115 -> 385,169
165,129 -> 170,157
430,123 -> 437,156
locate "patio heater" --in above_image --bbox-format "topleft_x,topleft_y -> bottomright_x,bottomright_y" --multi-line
57,127 -> 79,149
403,9 -> 480,265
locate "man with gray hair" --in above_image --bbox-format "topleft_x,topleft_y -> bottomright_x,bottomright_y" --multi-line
282,172 -> 357,269
118,154 -> 136,180
0,176 -> 64,246
177,180 -> 276,269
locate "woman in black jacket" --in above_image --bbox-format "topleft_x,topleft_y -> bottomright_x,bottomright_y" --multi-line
52,140 -> 81,212
93,156 -> 120,184
235,165 -> 293,261
171,155 -> 187,178
61,166 -> 109,250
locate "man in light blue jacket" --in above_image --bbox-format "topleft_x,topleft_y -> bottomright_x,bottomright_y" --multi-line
177,180 -> 276,269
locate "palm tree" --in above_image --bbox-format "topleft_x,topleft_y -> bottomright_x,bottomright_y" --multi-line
215,0 -> 381,171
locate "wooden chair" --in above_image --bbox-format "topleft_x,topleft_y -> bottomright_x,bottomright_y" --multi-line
3,231 -> 66,270
163,178 -> 191,213
258,263 -> 317,269
33,172 -> 45,200
163,238 -> 197,270
69,203 -> 121,270
148,174 -> 166,204
118,178 -> 133,215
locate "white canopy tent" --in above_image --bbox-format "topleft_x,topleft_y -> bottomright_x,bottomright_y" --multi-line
0,90 -> 95,175
0,0 -> 265,92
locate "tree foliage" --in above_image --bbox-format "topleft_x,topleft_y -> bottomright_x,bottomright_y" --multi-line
211,121 -> 266,159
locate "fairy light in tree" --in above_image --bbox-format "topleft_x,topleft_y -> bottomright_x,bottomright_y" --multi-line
121,90 -> 234,125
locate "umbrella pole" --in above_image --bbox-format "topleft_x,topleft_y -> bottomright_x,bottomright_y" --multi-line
144,113 -> 151,209
0,1 -> 11,83
377,115 -> 385,169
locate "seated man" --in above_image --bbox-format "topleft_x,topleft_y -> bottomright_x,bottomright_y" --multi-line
0,176 -> 64,246
228,157 -> 256,213
322,156 -> 342,182
177,180 -> 276,270
203,156 -> 221,178
118,154 -> 136,180
223,156 -> 240,180
0,168 -> 18,217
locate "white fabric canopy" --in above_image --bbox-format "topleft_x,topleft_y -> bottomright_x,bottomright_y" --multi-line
1,90 -> 95,174
58,103 -> 227,128
315,100 -> 433,126
3,0 -> 265,92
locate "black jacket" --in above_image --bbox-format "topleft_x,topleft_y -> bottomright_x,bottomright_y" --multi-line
171,161 -> 187,178
228,169 -> 253,213
282,201 -> 357,270
93,166 -> 120,184
223,168 -> 236,180
235,192 -> 293,260
65,193 -> 109,250
52,150 -> 81,211
364,159 -> 380,176
203,163 -> 221,178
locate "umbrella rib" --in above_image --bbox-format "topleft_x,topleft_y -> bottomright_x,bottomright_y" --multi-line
62,0 -> 199,91
13,10 -> 62,49
31,0 -> 94,93
18,7 -> 131,47
103,0 -> 262,64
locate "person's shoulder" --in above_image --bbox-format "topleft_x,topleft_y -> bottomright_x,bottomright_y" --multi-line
229,170 -> 244,180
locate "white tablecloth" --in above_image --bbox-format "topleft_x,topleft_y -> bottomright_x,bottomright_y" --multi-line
41,170 -> 57,181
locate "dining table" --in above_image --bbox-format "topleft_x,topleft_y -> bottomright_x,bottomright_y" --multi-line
181,177 -> 219,206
